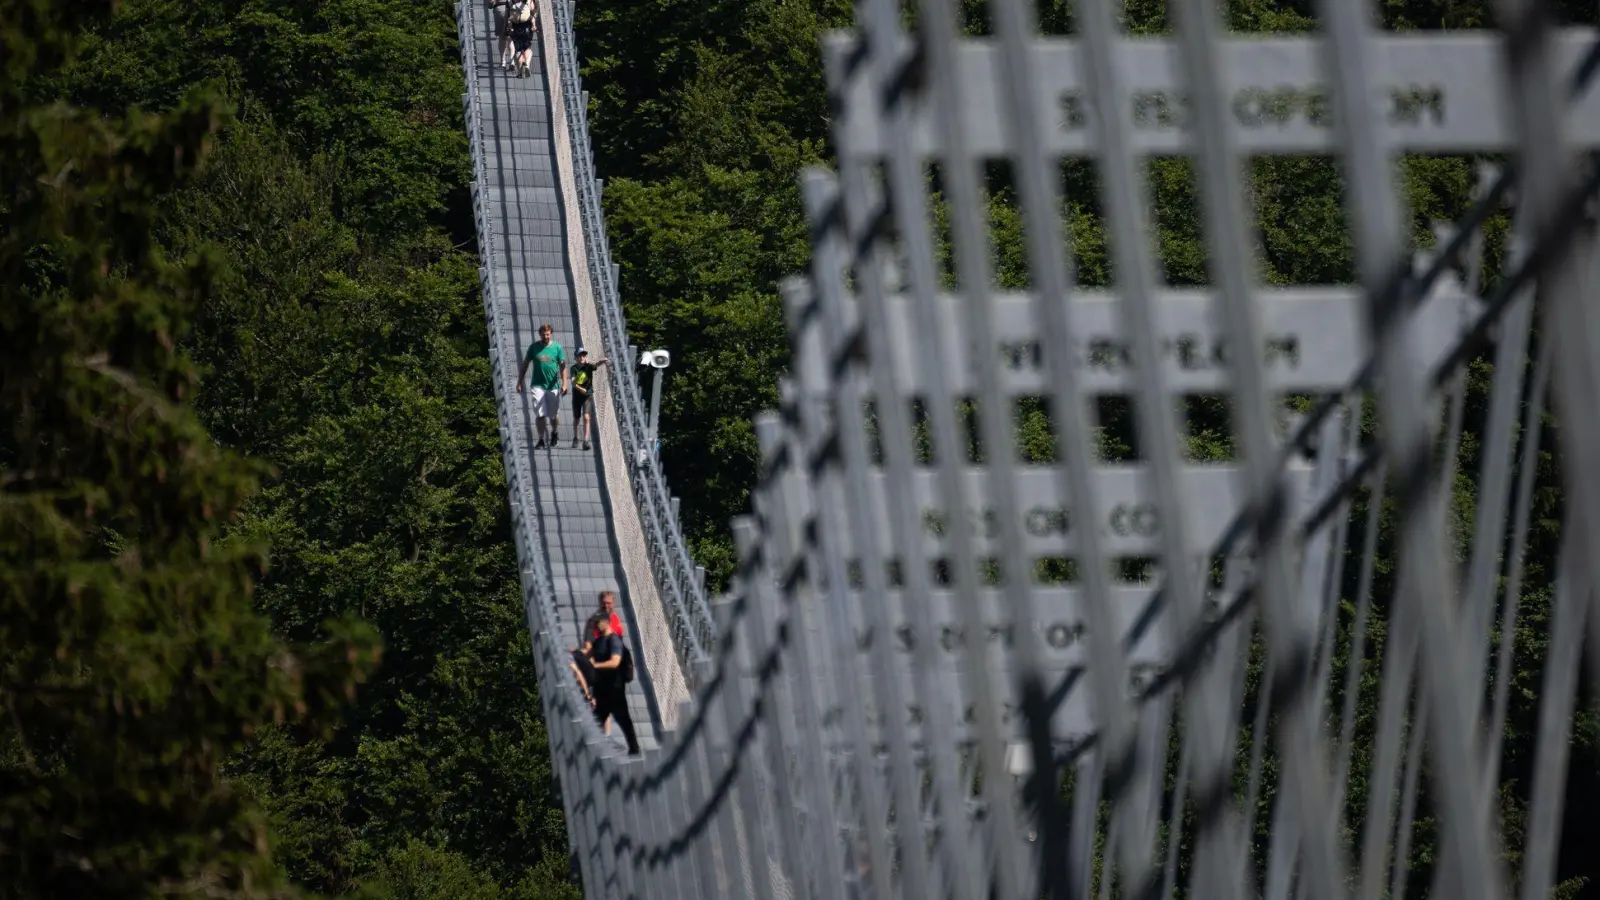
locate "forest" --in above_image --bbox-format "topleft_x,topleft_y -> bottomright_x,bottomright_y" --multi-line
2,0 -> 1597,897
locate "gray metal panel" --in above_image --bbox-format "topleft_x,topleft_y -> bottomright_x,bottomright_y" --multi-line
825,29 -> 1600,158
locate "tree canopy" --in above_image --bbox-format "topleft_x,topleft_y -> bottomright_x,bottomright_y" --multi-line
6,0 -> 571,896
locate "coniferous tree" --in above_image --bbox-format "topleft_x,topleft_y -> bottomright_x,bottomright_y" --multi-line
0,2 -> 379,895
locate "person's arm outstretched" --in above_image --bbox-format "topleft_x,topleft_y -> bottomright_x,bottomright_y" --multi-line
568,658 -> 591,703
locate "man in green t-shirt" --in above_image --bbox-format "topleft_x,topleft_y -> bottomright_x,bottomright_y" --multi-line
516,323 -> 568,450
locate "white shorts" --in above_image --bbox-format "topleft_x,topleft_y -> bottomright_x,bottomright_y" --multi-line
529,386 -> 561,420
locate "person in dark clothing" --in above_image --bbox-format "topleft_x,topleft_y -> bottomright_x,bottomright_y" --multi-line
568,348 -> 608,449
568,648 -> 597,710
485,0 -> 515,71
506,0 -> 537,79
570,591 -> 624,732
588,616 -> 640,755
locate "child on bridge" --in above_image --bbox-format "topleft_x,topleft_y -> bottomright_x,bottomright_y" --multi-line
569,348 -> 608,450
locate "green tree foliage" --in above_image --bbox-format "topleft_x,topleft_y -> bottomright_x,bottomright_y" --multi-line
167,125 -> 572,897
577,0 -> 856,583
9,0 -> 577,896
1,2 -> 379,896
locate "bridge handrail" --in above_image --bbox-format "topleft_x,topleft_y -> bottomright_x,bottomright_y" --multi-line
452,0 -> 619,757
453,0 -> 732,792
548,0 -> 718,671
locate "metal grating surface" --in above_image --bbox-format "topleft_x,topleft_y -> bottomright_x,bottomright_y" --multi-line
457,0 -> 663,763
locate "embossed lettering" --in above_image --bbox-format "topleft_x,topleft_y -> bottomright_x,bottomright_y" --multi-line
1025,506 -> 1071,538
1058,82 -> 1447,133
1000,339 -> 1043,371
1389,85 -> 1446,126
1061,91 -> 1089,130
1005,331 -> 1309,375
1264,334 -> 1301,368
1087,336 -> 1131,370
923,507 -> 1002,540
1045,623 -> 1075,650
1132,89 -> 1187,128
1109,503 -> 1161,538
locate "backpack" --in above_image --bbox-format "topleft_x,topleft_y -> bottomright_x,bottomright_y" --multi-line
620,646 -> 635,684
508,0 -> 533,24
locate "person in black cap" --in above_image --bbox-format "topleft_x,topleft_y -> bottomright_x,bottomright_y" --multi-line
568,347 -> 608,450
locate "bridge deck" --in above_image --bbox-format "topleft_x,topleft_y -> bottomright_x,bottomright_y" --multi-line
465,0 -> 660,754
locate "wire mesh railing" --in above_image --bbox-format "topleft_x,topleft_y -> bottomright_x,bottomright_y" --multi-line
460,0 -> 1600,898
547,0 -> 718,671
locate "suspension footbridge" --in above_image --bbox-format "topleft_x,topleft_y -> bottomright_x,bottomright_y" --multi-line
457,0 -> 1600,897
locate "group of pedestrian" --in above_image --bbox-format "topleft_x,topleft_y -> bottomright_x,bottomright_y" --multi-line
517,323 -> 608,450
487,0 -> 537,78
568,591 -> 641,756
482,0 -> 638,759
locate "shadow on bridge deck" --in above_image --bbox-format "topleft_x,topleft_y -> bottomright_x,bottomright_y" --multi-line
464,0 -> 664,754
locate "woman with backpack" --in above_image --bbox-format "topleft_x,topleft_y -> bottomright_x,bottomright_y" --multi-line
485,0 -> 537,77
507,0 -> 536,78
587,615 -> 640,755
